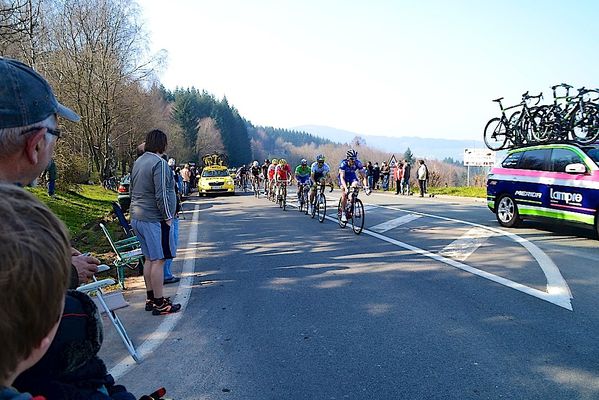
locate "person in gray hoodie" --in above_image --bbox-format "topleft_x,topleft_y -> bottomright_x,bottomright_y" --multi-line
130,130 -> 181,316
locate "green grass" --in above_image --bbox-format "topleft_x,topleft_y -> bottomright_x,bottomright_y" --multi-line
28,185 -> 125,254
427,186 -> 486,198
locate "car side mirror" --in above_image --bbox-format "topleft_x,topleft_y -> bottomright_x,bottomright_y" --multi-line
565,163 -> 586,174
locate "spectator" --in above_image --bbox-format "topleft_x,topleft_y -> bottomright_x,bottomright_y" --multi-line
380,161 -> 390,191
365,161 -> 373,189
180,163 -> 191,196
0,57 -> 99,289
0,185 -> 70,400
373,162 -> 380,190
0,57 -> 135,400
394,162 -> 404,195
403,160 -> 411,195
164,156 -> 181,285
130,129 -> 181,315
46,158 -> 57,197
417,159 -> 428,197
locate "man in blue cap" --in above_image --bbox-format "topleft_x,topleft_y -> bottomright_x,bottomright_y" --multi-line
0,57 -> 100,287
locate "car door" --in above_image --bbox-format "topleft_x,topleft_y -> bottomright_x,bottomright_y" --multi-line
513,148 -> 551,218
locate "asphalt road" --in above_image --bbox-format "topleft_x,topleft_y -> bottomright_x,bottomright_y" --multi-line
116,189 -> 599,400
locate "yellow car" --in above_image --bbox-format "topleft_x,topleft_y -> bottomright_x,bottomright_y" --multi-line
197,165 -> 235,196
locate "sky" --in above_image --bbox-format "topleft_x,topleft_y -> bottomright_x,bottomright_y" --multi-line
137,0 -> 599,141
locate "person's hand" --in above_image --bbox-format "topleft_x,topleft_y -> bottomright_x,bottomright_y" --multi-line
72,254 -> 100,284
165,218 -> 172,226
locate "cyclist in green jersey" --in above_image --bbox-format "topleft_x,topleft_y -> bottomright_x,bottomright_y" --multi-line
295,159 -> 311,208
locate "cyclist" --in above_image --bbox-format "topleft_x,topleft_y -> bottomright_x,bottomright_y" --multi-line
236,164 -> 248,189
250,160 -> 261,191
267,158 -> 278,199
261,159 -> 270,192
295,159 -> 311,207
309,154 -> 331,213
339,149 -> 370,222
274,158 -> 292,202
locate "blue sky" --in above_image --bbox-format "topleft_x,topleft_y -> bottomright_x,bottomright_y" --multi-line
138,0 -> 599,141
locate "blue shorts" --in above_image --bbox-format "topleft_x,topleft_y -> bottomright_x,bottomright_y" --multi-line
339,173 -> 359,186
131,219 -> 176,261
297,176 -> 310,185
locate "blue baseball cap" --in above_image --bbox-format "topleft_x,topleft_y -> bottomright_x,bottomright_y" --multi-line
0,57 -> 80,129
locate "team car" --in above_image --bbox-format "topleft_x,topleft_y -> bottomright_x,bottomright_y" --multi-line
487,143 -> 599,237
197,165 -> 235,196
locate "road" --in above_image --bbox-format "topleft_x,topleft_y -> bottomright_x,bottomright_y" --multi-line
113,188 -> 599,400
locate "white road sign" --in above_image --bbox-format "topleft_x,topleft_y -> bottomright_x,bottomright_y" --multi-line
463,148 -> 496,167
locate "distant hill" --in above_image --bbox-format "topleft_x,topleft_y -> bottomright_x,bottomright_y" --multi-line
293,125 -> 486,161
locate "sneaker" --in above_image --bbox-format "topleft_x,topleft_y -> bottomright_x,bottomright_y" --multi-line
145,299 -> 154,311
340,213 -> 347,223
163,276 -> 181,285
152,297 -> 181,315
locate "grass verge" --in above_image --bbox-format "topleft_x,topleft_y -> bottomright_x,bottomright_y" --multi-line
427,186 -> 486,198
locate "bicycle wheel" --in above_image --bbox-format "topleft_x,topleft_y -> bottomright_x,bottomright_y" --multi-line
317,193 -> 326,223
570,104 -> 599,144
311,197 -> 317,219
508,111 -> 526,146
351,199 -> 365,234
337,199 -> 347,228
484,117 -> 508,151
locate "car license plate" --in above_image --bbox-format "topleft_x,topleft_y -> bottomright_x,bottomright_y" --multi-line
212,185 -> 221,190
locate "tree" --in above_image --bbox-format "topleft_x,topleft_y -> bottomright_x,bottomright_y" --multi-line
196,117 -> 224,157
403,147 -> 415,164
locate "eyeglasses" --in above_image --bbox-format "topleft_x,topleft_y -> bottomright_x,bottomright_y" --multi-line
22,126 -> 62,140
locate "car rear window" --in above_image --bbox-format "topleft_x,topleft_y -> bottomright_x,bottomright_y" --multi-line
582,146 -> 599,164
518,149 -> 550,171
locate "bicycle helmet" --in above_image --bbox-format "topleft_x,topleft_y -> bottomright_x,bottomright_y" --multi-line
301,159 -> 307,165
346,149 -> 358,159
253,161 -> 259,167
279,159 -> 287,165
316,154 -> 325,162
271,158 -> 278,165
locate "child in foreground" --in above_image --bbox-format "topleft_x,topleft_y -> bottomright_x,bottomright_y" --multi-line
0,184 -> 71,400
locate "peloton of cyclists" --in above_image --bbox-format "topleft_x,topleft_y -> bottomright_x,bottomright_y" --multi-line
274,159 -> 293,202
339,149 -> 370,222
309,154 -> 330,214
294,159 -> 311,206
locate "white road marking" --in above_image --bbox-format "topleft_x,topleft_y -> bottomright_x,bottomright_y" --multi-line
370,214 -> 422,233
321,195 -> 573,311
439,227 -> 495,262
109,203 -> 201,380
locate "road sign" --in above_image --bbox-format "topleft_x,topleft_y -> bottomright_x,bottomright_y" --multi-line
389,154 -> 397,167
463,148 -> 496,167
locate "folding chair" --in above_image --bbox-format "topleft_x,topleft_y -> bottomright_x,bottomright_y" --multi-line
99,223 -> 144,289
77,265 -> 141,363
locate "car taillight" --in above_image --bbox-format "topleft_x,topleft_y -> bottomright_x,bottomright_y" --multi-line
118,185 -> 127,193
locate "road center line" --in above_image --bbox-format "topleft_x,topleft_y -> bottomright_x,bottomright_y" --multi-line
109,203 -> 201,380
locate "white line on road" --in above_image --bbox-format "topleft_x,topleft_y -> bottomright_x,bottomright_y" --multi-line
439,227 -> 495,262
109,203 -> 201,380
321,195 -> 573,310
370,214 -> 422,233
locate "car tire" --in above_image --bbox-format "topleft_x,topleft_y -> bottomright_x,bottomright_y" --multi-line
496,194 -> 521,228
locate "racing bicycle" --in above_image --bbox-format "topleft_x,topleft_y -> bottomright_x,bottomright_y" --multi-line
276,178 -> 290,211
337,185 -> 365,234
311,180 -> 327,223
297,182 -> 310,214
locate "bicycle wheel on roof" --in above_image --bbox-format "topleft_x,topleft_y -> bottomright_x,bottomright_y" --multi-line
484,117 -> 508,151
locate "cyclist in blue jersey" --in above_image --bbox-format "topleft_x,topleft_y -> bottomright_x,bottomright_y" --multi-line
309,154 -> 331,213
339,149 -> 370,222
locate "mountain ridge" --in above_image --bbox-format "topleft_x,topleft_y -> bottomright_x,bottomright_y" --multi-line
293,125 -> 485,161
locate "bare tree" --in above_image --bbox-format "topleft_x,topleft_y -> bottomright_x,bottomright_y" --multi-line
196,117 -> 225,157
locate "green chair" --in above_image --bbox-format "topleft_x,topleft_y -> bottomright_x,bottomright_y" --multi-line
99,223 -> 144,289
